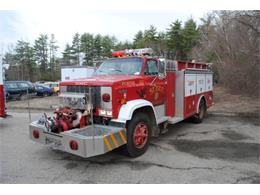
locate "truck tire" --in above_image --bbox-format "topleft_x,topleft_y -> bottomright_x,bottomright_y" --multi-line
125,112 -> 151,157
192,99 -> 206,123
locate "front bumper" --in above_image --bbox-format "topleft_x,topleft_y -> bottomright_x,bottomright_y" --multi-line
29,121 -> 127,158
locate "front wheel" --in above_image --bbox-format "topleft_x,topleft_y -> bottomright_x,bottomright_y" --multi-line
125,112 -> 151,157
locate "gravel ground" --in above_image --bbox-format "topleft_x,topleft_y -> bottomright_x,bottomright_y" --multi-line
2,85 -> 259,183
0,110 -> 259,184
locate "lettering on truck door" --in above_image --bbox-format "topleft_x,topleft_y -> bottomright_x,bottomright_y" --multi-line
144,59 -> 166,106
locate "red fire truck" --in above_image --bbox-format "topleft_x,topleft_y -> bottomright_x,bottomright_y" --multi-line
29,48 -> 213,158
0,61 -> 6,118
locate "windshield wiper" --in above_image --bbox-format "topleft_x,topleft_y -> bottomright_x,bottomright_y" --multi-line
109,68 -> 122,73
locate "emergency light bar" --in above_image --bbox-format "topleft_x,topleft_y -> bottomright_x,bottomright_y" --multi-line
112,48 -> 153,57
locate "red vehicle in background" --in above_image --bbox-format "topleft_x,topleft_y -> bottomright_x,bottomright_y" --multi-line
29,48 -> 213,158
0,62 -> 6,118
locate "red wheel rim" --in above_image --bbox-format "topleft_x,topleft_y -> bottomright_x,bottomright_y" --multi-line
133,122 -> 148,149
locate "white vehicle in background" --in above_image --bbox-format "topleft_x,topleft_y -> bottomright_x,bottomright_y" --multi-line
61,66 -> 95,82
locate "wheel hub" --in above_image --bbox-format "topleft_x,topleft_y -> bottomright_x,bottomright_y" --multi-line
133,122 -> 148,149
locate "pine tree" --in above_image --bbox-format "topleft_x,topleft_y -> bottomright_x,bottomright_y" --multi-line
167,20 -> 184,59
143,25 -> 158,47
101,35 -> 115,58
15,40 -> 36,81
34,34 -> 48,72
62,44 -> 73,65
93,34 -> 102,60
156,31 -> 168,57
80,33 -> 94,65
182,19 -> 199,60
49,34 -> 59,72
71,33 -> 81,65
133,30 -> 145,48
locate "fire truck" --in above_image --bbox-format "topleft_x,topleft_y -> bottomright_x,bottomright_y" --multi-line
0,59 -> 6,118
29,48 -> 213,158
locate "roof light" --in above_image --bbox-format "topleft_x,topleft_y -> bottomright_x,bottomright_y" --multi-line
112,48 -> 153,57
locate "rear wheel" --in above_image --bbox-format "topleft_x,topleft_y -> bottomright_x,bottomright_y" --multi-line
125,112 -> 151,157
192,99 -> 206,123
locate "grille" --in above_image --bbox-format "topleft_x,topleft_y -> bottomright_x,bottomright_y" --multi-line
61,86 -> 101,108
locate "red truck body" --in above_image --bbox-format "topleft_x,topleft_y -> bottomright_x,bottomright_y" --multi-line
60,57 -> 213,121
29,48 -> 213,158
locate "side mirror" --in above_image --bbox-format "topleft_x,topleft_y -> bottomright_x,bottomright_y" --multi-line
158,73 -> 165,80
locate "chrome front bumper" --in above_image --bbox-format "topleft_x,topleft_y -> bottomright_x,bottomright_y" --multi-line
29,121 -> 127,158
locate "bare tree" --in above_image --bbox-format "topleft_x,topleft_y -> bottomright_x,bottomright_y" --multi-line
193,10 -> 260,97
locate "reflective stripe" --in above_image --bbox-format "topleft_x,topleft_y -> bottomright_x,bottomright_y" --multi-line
110,134 -> 119,148
118,130 -> 127,144
103,136 -> 112,151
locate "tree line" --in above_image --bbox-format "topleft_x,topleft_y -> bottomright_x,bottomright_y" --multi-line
3,34 -> 59,81
63,19 -> 199,66
3,10 -> 259,96
193,10 -> 259,96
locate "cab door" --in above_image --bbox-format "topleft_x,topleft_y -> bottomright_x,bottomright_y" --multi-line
144,59 -> 166,106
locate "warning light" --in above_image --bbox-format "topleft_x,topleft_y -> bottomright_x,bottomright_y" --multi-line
112,48 -> 153,58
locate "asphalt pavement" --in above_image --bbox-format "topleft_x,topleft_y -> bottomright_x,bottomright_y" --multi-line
0,110 -> 259,183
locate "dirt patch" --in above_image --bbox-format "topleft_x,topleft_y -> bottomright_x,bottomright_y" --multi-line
64,162 -> 78,170
221,130 -> 253,141
6,96 -> 59,110
234,174 -> 260,184
169,139 -> 260,164
211,85 -> 260,114
233,113 -> 260,126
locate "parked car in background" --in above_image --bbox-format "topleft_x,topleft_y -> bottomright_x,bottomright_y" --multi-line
43,82 -> 60,93
35,84 -> 53,97
35,81 -> 47,85
4,81 -> 36,100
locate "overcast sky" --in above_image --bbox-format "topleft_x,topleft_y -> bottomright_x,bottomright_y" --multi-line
0,9 -> 210,54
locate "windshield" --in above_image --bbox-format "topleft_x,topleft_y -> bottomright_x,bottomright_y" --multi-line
95,57 -> 143,75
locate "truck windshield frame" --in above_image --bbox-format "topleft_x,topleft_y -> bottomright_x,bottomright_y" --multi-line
95,57 -> 144,76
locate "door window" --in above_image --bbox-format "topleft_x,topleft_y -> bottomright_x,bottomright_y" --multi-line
145,60 -> 158,75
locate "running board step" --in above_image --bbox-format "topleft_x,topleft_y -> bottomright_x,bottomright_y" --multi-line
167,117 -> 183,124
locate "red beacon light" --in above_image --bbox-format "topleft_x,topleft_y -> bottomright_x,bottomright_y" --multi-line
112,48 -> 153,58
112,50 -> 126,58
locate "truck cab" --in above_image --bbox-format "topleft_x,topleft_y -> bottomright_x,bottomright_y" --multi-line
29,48 -> 213,158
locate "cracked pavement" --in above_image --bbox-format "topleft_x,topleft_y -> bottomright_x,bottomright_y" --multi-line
0,110 -> 259,183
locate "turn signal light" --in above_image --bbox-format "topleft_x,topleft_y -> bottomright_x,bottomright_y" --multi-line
102,93 -> 111,102
119,98 -> 127,105
69,140 -> 79,150
33,130 -> 40,139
